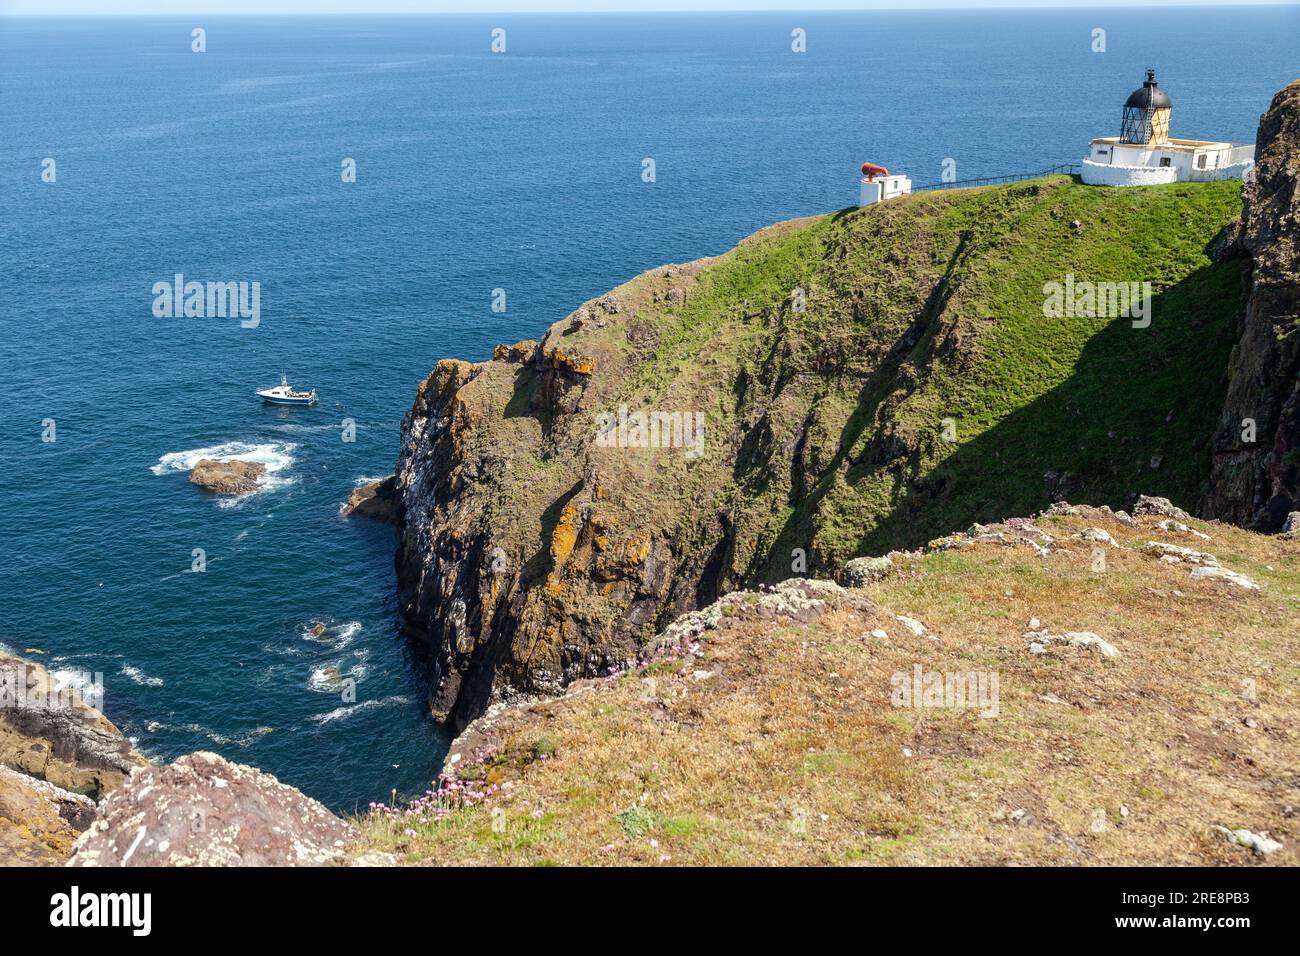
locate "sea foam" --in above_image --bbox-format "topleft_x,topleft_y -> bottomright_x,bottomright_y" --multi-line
121,663 -> 164,687
150,440 -> 298,503
310,694 -> 411,725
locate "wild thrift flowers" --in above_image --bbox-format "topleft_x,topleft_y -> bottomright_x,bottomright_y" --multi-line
367,747 -> 502,835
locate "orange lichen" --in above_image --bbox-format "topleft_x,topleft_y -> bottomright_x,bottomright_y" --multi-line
545,503 -> 582,594
549,348 -> 596,376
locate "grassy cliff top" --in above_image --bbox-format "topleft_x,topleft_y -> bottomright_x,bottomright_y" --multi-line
436,175 -> 1243,581
360,504 -> 1300,865
403,175 -> 1244,662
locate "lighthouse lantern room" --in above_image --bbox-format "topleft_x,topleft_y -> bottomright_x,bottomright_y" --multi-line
1081,70 -> 1255,186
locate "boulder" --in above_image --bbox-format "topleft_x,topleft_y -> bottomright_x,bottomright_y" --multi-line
1212,825 -> 1283,856
340,475 -> 400,523
69,752 -> 355,867
189,458 -> 265,495
1142,541 -> 1219,566
1189,565 -> 1262,591
1132,495 -> 1192,521
839,556 -> 892,587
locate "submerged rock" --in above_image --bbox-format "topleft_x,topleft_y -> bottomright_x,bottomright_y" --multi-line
341,475 -> 400,523
189,458 -> 265,495
69,751 -> 355,867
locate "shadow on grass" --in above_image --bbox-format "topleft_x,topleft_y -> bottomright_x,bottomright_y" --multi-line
849,257 -> 1241,557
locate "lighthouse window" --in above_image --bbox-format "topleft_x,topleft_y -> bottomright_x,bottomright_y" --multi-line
1159,157 -> 1172,167
1197,154 -> 1208,169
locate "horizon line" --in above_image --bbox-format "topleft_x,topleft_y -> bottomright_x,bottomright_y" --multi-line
5,1 -> 1299,16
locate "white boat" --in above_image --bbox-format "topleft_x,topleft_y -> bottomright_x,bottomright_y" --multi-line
257,374 -> 317,406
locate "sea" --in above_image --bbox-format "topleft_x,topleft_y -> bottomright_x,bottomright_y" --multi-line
1,7 -> 1295,811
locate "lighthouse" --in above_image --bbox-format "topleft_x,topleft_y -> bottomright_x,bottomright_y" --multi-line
1081,70 -> 1255,186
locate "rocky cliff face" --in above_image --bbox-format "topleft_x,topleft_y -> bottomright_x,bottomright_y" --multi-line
0,650 -> 147,864
1203,80 -> 1300,530
395,171 -> 1248,730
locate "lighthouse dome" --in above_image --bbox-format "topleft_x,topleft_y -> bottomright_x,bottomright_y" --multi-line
1125,70 -> 1172,110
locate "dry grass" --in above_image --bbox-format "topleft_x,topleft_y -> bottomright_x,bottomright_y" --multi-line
357,509 -> 1300,866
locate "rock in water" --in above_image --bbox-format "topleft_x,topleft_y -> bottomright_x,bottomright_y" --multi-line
340,474 -> 400,523
69,751 -> 355,866
189,458 -> 266,495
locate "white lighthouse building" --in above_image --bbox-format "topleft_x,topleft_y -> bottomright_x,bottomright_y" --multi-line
1081,70 -> 1255,186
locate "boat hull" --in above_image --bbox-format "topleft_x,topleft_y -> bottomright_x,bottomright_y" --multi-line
259,394 -> 315,405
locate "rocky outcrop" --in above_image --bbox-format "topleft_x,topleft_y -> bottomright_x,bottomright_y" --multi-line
1203,80 -> 1300,530
446,577 -> 877,768
341,475 -> 400,523
0,650 -> 147,864
0,766 -> 96,865
189,458 -> 265,495
69,752 -> 355,866
394,271 -> 714,729
0,651 -> 146,798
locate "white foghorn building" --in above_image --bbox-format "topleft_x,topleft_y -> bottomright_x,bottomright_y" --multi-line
1081,70 -> 1255,187
858,162 -> 912,206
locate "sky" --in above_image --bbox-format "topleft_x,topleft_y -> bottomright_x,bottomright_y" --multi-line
2,0 -> 1294,15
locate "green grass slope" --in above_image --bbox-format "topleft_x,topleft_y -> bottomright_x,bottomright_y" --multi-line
593,175 -> 1243,574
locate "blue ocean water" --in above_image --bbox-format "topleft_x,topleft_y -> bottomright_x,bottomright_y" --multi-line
1,9 -> 1295,810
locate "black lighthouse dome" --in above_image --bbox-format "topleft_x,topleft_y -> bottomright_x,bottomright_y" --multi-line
1119,69 -> 1173,144
1124,69 -> 1172,110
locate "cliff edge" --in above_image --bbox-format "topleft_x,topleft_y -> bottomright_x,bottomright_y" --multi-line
395,171 -> 1247,729
1203,80 -> 1300,529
